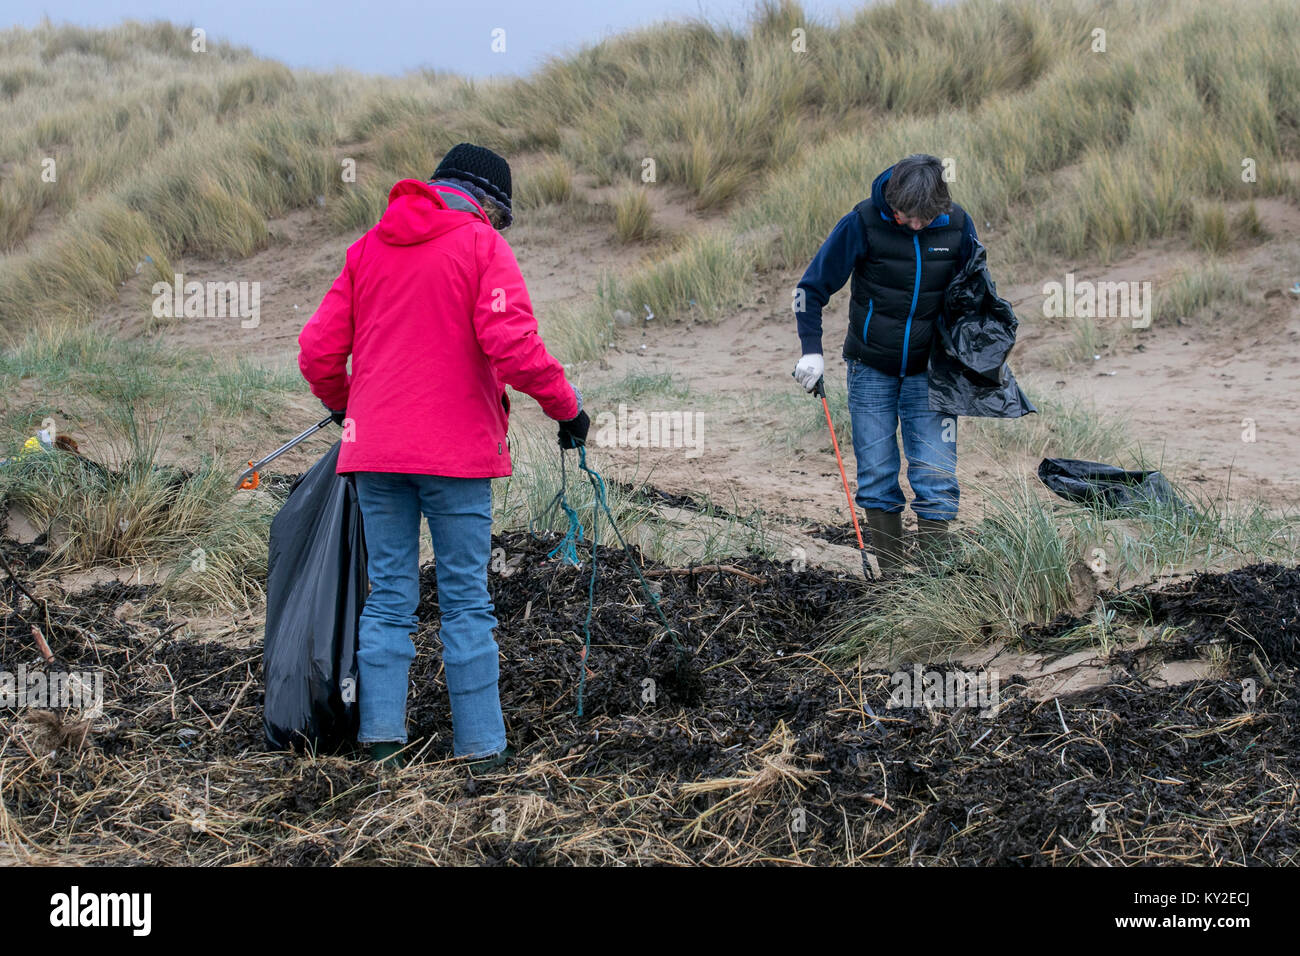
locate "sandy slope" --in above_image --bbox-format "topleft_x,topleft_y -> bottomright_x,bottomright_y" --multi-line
88,186 -> 1300,530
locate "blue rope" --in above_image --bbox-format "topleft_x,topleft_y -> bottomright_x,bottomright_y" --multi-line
575,447 -> 600,716
546,444 -> 687,717
546,493 -> 585,566
530,449 -> 584,565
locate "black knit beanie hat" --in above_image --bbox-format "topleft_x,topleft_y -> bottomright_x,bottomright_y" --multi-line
433,143 -> 513,216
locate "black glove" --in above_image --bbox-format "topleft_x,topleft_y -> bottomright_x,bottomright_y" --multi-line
557,410 -> 590,449
323,402 -> 346,426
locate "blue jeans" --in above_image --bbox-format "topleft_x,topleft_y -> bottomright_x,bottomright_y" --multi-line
846,359 -> 959,521
353,472 -> 505,758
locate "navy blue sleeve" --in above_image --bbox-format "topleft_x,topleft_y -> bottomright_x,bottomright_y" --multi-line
794,212 -> 868,355
960,213 -> 978,265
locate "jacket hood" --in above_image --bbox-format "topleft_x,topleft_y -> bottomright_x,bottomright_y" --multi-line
870,166 -> 896,220
377,179 -> 488,245
870,165 -> 951,229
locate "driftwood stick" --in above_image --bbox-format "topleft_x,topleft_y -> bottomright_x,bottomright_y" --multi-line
643,564 -> 765,585
212,679 -> 254,735
1,545 -> 58,659
30,625 -> 55,664
0,546 -> 42,609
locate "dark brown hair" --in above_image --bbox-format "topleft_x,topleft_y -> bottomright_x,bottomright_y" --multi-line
884,154 -> 952,222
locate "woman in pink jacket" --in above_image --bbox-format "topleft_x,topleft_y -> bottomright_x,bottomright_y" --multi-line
298,144 -> 590,768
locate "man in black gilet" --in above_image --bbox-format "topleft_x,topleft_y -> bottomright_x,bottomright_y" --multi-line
792,154 -> 978,574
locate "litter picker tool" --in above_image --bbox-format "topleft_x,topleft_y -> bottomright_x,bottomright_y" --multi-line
798,373 -> 873,580
236,415 -> 333,490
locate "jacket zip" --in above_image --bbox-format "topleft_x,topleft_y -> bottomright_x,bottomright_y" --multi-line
898,233 -> 921,376
861,299 -> 874,347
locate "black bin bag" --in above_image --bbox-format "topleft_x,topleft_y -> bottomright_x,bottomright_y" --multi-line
1037,457 -> 1188,511
263,441 -> 368,751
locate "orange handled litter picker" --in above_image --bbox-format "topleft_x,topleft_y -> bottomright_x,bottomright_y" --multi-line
236,415 -> 334,490
804,375 -> 873,580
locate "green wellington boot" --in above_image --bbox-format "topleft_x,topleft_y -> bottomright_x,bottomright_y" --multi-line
369,741 -> 407,769
466,745 -> 516,775
915,517 -> 954,570
864,509 -> 906,577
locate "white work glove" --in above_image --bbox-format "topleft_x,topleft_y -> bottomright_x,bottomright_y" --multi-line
793,353 -> 824,392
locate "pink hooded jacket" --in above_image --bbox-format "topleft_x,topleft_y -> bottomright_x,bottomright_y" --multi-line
298,179 -> 579,477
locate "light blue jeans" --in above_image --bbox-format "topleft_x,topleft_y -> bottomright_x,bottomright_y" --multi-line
353,472 -> 505,758
846,358 -> 959,521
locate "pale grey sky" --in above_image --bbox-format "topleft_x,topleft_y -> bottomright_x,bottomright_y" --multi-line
13,0 -> 864,77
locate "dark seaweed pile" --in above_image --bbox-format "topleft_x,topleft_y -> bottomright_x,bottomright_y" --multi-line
1,530 -> 1296,865
1139,564 -> 1300,668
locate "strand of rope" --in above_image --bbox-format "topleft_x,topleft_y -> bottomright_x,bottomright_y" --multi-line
543,443 -> 687,716
529,450 -> 585,565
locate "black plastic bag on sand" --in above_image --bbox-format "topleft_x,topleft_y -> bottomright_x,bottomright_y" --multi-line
263,441 -> 367,751
1037,457 -> 1188,511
